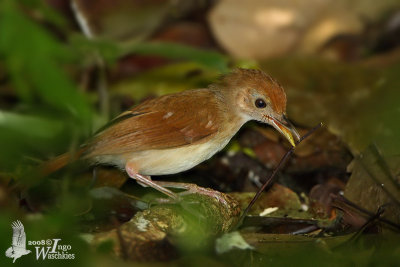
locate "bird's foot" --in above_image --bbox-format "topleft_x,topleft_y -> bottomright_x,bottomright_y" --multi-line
153,181 -> 228,206
125,162 -> 228,205
125,164 -> 180,201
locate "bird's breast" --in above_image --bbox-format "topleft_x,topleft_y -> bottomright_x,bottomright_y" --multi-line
124,134 -> 233,176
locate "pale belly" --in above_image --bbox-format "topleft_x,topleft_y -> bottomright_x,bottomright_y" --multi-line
92,136 -> 233,176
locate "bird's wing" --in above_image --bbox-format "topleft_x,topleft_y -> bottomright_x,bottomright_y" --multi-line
11,220 -> 26,249
84,89 -> 222,157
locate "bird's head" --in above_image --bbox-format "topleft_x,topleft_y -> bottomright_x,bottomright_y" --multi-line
213,68 -> 300,146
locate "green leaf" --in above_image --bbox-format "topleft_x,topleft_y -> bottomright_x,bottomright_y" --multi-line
121,42 -> 230,73
0,111 -> 68,169
0,0 -> 93,126
70,35 -> 230,72
0,111 -> 64,139
111,62 -> 222,101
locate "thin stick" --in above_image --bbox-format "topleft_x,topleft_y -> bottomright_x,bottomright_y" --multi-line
234,122 -> 323,229
334,205 -> 386,249
332,194 -> 400,231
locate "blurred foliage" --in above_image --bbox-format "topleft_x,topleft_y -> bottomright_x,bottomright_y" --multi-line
0,0 -> 230,170
119,42 -> 230,73
216,233 -> 400,267
70,35 -> 230,72
0,0 -> 399,266
0,1 -> 232,266
0,0 -> 94,169
0,0 -> 92,119
111,62 -> 222,100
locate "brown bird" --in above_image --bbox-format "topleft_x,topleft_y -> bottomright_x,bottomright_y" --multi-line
42,69 -> 299,201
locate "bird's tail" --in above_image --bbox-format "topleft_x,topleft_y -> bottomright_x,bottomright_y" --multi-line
39,148 -> 86,176
5,247 -> 13,257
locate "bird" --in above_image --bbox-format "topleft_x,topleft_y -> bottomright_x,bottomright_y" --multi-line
41,68 -> 299,201
5,220 -> 31,263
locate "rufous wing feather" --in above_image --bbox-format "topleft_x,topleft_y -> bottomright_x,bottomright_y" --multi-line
83,89 -> 222,158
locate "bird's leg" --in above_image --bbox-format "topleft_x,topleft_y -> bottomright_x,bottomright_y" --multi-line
135,175 -> 152,187
152,181 -> 228,206
125,162 -> 179,200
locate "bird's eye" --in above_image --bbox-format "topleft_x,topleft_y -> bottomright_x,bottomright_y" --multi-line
255,98 -> 267,108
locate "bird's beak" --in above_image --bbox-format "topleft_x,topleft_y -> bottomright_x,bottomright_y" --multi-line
268,114 -> 300,147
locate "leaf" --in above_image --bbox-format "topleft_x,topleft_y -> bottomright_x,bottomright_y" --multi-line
344,144 -> 400,226
0,111 -> 64,139
111,62 -> 222,100
0,0 -> 93,125
0,111 -> 67,169
121,42 -> 230,72
70,35 -> 230,72
215,231 -> 254,254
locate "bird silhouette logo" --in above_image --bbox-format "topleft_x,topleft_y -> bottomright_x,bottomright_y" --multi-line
5,220 -> 31,263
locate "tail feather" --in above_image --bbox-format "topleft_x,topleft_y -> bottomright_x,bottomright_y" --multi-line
5,247 -> 13,257
39,148 -> 86,176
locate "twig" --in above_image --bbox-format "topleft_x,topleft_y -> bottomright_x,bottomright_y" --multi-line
332,194 -> 400,231
348,205 -> 386,242
333,204 -> 386,249
234,122 -> 323,229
